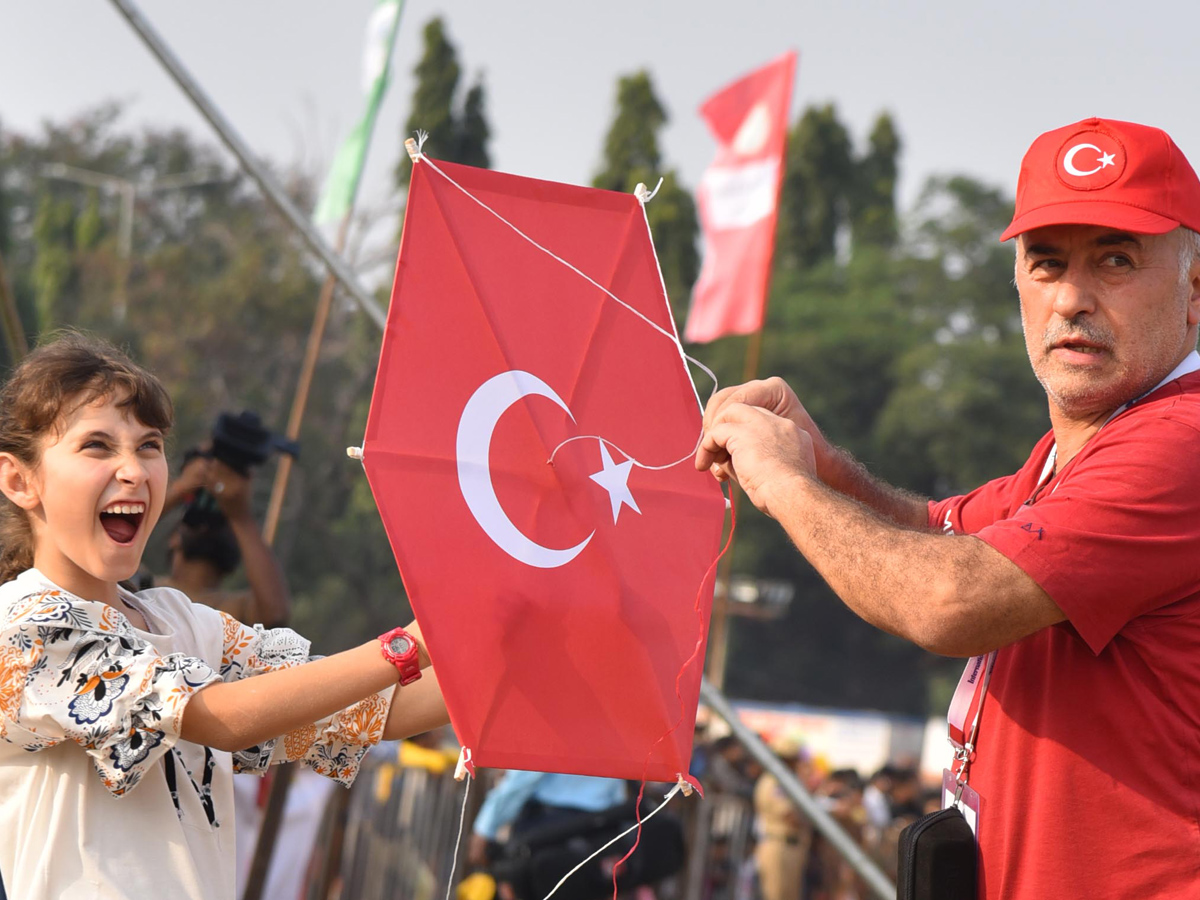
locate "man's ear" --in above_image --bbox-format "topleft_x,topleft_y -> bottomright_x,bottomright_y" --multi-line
1188,258 -> 1200,329
0,453 -> 40,511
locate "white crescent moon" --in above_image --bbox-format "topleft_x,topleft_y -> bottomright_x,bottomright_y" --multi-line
456,370 -> 593,569
1063,143 -> 1104,177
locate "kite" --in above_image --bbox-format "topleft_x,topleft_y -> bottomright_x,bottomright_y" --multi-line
359,143 -> 727,784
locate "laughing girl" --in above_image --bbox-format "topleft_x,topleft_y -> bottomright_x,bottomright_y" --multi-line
0,334 -> 448,899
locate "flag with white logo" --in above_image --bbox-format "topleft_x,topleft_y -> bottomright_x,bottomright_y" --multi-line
313,0 -> 404,225
684,51 -> 797,344
360,157 -> 726,780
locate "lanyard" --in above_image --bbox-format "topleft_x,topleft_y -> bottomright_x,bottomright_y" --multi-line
945,351 -> 1200,788
947,651 -> 995,788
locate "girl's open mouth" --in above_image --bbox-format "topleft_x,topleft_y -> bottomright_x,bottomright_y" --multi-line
100,503 -> 146,545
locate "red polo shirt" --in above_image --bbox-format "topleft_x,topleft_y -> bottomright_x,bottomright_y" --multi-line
928,371 -> 1200,899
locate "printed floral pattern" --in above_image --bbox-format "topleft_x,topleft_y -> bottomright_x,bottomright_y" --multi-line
218,611 -> 393,786
1,585 -> 220,796
2,577 -> 393,806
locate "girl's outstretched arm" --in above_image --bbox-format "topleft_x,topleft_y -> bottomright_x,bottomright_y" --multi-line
383,667 -> 450,740
180,624 -> 445,752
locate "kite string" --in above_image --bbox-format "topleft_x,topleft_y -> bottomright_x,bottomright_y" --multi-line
412,149 -> 722,472
538,779 -> 686,900
443,769 -> 472,900
608,482 -> 738,900
547,433 -> 703,472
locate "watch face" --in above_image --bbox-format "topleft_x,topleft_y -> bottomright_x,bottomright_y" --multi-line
389,635 -> 414,656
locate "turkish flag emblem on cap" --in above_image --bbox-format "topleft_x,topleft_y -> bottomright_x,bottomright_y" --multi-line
1055,130 -> 1125,190
1000,117 -> 1200,241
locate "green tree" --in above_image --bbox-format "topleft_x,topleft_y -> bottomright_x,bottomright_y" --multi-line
594,71 -> 698,320
0,106 -> 413,654
395,17 -> 492,191
777,104 -> 855,269
851,113 -> 901,251
451,79 -> 491,170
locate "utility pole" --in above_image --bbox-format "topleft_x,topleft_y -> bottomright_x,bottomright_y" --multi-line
40,163 -> 219,321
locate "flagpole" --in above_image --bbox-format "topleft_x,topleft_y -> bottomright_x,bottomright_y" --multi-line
705,185 -> 783,692
248,2 -> 406,892
261,214 -> 352,546
0,249 -> 28,363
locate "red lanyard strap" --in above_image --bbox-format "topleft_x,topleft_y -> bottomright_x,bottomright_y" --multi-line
947,651 -> 996,784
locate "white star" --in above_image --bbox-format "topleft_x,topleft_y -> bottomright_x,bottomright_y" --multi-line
589,442 -> 641,525
1098,151 -> 1116,169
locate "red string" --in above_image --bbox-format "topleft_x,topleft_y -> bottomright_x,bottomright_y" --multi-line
609,484 -> 737,899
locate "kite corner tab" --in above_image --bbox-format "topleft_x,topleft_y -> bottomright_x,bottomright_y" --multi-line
634,177 -> 664,204
346,445 -> 364,461
677,773 -> 704,799
453,746 -> 476,782
404,137 -> 421,163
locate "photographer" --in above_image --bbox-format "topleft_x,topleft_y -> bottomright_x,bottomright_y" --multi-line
160,451 -> 290,627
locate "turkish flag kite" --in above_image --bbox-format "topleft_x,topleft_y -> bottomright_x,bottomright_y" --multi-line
684,51 -> 797,344
361,157 -> 727,781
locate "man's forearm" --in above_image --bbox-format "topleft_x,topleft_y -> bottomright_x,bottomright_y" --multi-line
817,443 -> 931,529
764,472 -> 1057,656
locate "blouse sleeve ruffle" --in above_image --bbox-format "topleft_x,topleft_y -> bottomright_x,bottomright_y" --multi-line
218,613 -> 395,785
1,592 -> 220,797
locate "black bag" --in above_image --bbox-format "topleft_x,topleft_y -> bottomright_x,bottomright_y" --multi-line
896,806 -> 976,900
494,801 -> 685,900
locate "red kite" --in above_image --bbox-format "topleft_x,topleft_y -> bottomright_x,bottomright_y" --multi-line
361,155 -> 727,781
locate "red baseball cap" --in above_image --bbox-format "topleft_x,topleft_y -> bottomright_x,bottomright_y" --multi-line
1000,117 -> 1200,241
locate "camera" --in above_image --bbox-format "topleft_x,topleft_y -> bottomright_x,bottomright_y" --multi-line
181,411 -> 300,528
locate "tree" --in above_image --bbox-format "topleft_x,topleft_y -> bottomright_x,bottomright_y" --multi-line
851,112 -> 901,251
777,104 -> 855,269
594,71 -> 698,320
395,18 -> 492,191
0,106 -> 414,654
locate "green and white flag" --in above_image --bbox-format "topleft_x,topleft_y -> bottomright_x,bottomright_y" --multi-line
313,0 -> 404,225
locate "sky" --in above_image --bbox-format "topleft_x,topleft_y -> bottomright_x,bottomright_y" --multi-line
3,0 -> 1199,279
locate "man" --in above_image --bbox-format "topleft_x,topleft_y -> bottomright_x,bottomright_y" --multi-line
161,452 -> 290,627
753,736 -> 813,900
696,117 -> 1200,897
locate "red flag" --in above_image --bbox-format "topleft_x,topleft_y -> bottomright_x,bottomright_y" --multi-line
361,157 -> 727,781
684,51 -> 797,344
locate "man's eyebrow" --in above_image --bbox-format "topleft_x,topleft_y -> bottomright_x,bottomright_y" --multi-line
1094,232 -> 1142,248
1024,242 -> 1059,256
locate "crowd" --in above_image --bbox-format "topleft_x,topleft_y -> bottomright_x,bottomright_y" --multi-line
691,732 -> 935,900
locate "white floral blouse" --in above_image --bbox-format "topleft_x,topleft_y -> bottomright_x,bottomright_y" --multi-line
0,568 -> 394,900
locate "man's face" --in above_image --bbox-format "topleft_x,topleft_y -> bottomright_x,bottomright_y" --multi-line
1015,225 -> 1200,422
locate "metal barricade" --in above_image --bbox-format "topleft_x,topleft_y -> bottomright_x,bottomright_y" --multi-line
316,748 -> 477,900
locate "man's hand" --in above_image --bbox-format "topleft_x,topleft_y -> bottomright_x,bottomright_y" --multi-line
698,377 -> 839,485
696,399 -> 817,519
207,461 -> 253,522
164,455 -> 211,512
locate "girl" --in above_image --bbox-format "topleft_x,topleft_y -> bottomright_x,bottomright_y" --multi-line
0,334 -> 449,899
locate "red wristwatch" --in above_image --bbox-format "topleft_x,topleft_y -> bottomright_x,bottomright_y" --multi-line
378,627 -> 422,686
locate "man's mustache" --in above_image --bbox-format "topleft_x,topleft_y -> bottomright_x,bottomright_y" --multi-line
1042,318 -> 1114,352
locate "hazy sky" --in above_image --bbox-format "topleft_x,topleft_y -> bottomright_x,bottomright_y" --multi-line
4,0 -> 1199,271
